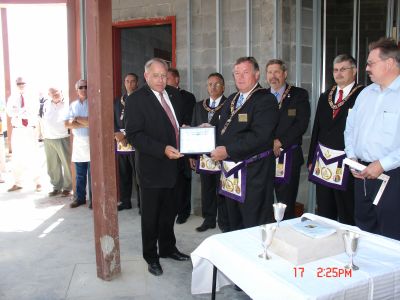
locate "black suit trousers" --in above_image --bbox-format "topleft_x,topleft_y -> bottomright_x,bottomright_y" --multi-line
200,173 -> 229,228
140,187 -> 177,263
117,152 -> 140,208
175,158 -> 191,219
316,175 -> 355,225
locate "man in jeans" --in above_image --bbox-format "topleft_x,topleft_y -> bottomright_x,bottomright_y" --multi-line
65,79 -> 92,208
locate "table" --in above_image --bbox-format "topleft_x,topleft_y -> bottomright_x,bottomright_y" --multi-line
191,214 -> 400,300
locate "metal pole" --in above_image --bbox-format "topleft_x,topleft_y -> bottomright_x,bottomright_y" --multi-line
80,0 -> 86,78
246,0 -> 252,56
216,0 -> 222,73
187,0 -> 192,91
295,0 -> 302,86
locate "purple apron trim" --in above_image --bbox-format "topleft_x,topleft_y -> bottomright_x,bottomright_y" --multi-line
218,150 -> 272,203
308,143 -> 350,191
195,155 -> 221,174
274,145 -> 298,184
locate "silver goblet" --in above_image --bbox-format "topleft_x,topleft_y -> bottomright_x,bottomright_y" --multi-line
273,203 -> 287,227
258,224 -> 277,260
343,230 -> 360,271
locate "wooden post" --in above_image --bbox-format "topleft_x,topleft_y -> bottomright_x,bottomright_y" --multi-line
85,0 -> 121,280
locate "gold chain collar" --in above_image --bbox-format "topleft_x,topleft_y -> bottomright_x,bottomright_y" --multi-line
220,87 -> 263,135
278,84 -> 292,109
328,85 -> 363,110
202,98 -> 225,113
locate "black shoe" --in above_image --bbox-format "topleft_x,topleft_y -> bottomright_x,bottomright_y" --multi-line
196,223 -> 216,232
176,216 -> 189,224
160,251 -> 190,261
148,262 -> 163,276
70,200 -> 86,208
48,189 -> 61,197
117,204 -> 132,211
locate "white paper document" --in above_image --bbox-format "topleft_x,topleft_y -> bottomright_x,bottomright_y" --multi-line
343,158 -> 390,205
179,126 -> 216,154
291,220 -> 337,238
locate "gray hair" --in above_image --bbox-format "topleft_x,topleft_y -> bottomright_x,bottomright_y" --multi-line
144,58 -> 169,73
75,79 -> 87,90
265,59 -> 287,72
333,54 -> 357,68
232,56 -> 260,73
369,37 -> 400,67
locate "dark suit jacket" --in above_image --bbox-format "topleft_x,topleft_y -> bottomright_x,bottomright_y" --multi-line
267,85 -> 310,148
191,96 -> 227,126
124,84 -> 184,188
307,84 -> 365,165
215,85 -> 278,161
114,94 -> 127,132
179,88 -> 196,125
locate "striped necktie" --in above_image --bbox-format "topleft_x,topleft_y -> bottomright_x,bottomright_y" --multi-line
208,99 -> 216,122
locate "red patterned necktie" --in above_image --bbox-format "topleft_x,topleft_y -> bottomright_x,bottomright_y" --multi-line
159,92 -> 179,147
21,94 -> 28,127
332,89 -> 343,119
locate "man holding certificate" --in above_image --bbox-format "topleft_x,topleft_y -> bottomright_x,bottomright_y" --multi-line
211,57 -> 279,230
124,58 -> 190,276
344,38 -> 400,240
190,72 -> 229,233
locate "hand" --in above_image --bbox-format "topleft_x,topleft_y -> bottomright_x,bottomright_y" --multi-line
182,124 -> 190,128
308,164 -> 312,172
359,160 -> 384,179
164,145 -> 183,160
199,123 -> 212,128
273,139 -> 282,157
189,158 -> 197,170
349,157 -> 364,179
210,146 -> 228,161
114,132 -> 125,142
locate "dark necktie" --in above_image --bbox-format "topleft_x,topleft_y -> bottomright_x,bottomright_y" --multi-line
21,94 -> 28,127
332,89 -> 343,119
208,99 -> 216,122
159,92 -> 179,147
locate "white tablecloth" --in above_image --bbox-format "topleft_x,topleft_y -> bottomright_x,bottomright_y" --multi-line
191,214 -> 400,300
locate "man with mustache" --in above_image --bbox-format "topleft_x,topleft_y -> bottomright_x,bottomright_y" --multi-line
344,38 -> 400,240
308,54 -> 364,225
265,59 -> 310,219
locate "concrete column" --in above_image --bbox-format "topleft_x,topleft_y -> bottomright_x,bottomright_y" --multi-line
85,0 -> 121,281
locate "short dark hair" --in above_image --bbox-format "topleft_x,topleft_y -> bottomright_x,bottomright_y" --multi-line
207,72 -> 225,85
233,56 -> 260,72
124,73 -> 139,81
333,54 -> 357,68
266,59 -> 287,72
167,67 -> 180,78
369,37 -> 400,67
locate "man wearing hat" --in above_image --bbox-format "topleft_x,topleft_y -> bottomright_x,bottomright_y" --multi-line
6,77 -> 42,192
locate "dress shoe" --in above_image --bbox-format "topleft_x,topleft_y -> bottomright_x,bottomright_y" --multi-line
160,251 -> 190,261
61,190 -> 71,197
8,185 -> 22,192
117,204 -> 132,211
70,200 -> 86,208
176,216 -> 189,224
48,189 -> 61,197
148,262 -> 163,276
196,223 -> 216,232
35,184 -> 42,192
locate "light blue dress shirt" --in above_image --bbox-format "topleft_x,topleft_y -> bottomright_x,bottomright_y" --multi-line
344,75 -> 400,171
65,98 -> 89,137
270,85 -> 286,103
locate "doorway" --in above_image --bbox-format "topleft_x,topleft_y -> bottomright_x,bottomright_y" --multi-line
112,16 -> 176,98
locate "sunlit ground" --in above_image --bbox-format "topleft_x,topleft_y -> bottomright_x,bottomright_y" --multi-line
0,142 -> 65,233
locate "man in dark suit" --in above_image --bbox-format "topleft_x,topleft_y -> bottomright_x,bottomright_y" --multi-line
190,72 -> 229,232
114,73 -> 140,211
125,58 -> 189,276
265,59 -> 310,219
211,57 -> 279,230
167,67 -> 196,224
308,54 -> 364,225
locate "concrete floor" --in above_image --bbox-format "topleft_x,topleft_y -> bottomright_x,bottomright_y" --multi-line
0,146 -> 250,300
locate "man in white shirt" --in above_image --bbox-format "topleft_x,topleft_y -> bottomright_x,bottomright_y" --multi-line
345,38 -> 400,240
6,77 -> 42,192
42,87 -> 72,197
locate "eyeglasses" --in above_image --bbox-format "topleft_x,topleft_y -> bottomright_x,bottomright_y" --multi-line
207,83 -> 223,88
333,67 -> 354,73
366,59 -> 387,67
16,82 -> 26,86
78,86 -> 87,90
152,73 -> 167,80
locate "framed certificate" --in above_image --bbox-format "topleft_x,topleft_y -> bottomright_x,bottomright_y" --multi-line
179,126 -> 216,154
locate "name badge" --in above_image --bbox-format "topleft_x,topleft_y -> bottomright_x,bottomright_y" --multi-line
238,113 -> 248,122
288,109 -> 296,116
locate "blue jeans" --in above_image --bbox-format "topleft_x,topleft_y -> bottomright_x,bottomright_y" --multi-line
74,162 -> 92,204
